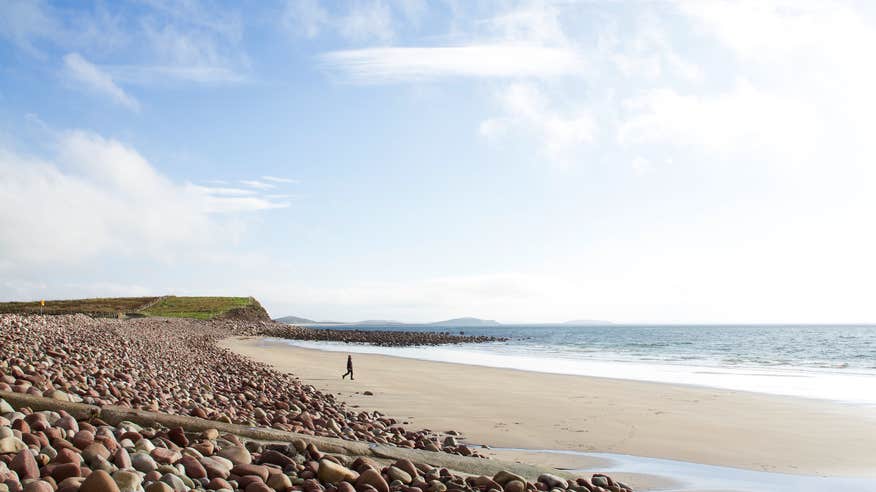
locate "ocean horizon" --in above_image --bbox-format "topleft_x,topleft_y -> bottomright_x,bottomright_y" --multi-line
271,322 -> 876,405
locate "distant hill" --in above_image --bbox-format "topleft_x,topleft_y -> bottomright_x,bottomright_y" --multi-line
0,296 -> 270,321
275,315 -> 317,324
429,317 -> 500,327
273,317 -> 406,325
352,320 -> 406,326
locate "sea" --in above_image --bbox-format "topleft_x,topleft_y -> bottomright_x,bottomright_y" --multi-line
274,323 -> 876,405
270,323 -> 876,491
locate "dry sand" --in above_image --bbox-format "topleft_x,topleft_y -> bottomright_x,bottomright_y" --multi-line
222,336 -> 876,481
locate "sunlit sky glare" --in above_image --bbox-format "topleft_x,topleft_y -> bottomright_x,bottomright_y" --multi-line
2,1 -> 876,323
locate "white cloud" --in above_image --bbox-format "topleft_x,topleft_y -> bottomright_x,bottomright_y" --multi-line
63,53 -> 140,111
675,0 -> 876,151
190,185 -> 257,196
108,65 -> 246,85
261,175 -> 299,184
486,3 -> 569,46
394,0 -> 427,26
108,21 -> 248,85
675,0 -> 872,64
631,156 -> 652,176
480,83 -> 596,167
0,131 -> 286,266
140,0 -> 243,41
338,0 -> 394,42
282,0 -> 330,38
282,0 -> 398,42
598,14 -> 703,83
321,44 -> 584,83
240,180 -> 276,190
0,0 -> 59,56
3,2 -> 249,86
618,80 -> 821,163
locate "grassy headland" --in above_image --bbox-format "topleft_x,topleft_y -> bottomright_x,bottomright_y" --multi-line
139,296 -> 254,319
0,295 -> 268,320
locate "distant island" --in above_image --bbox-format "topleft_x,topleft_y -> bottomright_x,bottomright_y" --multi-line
350,319 -> 406,326
274,315 -> 318,324
429,317 -> 500,327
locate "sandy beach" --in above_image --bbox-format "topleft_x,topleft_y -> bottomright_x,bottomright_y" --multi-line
223,336 -> 876,480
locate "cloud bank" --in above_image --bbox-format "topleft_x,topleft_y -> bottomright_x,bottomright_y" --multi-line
0,131 -> 287,267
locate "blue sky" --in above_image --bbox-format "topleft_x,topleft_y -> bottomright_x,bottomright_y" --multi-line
2,1 -> 876,323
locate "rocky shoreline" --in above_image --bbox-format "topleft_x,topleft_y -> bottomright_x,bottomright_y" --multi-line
0,314 -> 630,492
260,326 -> 507,347
0,395 -> 629,492
0,315 -> 467,456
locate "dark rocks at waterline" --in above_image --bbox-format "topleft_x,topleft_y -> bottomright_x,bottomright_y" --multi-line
260,326 -> 508,347
0,397 -> 632,492
0,314 -> 475,456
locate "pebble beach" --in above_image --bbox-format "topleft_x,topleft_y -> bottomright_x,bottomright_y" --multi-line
0,314 -> 632,492
0,315 -> 473,455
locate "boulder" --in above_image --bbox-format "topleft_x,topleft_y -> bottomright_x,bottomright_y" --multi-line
79,470 -> 121,492
130,453 -> 157,473
22,481 -> 53,492
392,460 -> 418,481
180,455 -> 207,479
207,478 -> 233,491
49,463 -> 81,482
386,467 -> 412,485
266,473 -> 292,492
0,437 -> 27,454
11,450 -> 39,480
493,471 -> 525,486
111,470 -> 141,492
144,483 -> 173,492
504,480 -> 526,492
355,469 -> 389,492
538,474 -> 568,489
160,473 -> 187,492
317,459 -> 358,484
150,448 -> 181,465
218,446 -> 251,465
231,464 -> 269,482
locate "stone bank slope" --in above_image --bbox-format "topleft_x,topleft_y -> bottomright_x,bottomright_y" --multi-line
0,315 -> 453,455
0,394 -> 631,492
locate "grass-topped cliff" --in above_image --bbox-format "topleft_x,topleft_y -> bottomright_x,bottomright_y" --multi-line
0,295 -> 270,321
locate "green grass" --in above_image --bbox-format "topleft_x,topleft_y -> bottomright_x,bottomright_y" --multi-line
138,296 -> 254,319
0,295 -> 259,320
0,297 -> 158,316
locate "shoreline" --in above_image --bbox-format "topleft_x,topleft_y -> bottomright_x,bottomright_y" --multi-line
222,336 -> 876,481
268,338 -> 876,405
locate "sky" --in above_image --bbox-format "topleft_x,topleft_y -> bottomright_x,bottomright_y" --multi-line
2,0 -> 876,324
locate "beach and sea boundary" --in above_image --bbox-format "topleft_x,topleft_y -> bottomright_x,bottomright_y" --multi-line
222,327 -> 876,492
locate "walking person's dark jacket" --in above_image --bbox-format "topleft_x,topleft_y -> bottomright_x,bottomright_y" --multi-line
342,355 -> 354,380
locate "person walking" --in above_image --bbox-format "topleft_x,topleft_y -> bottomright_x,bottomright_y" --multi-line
342,355 -> 354,380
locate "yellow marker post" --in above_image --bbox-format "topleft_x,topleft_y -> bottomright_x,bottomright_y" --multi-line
40,299 -> 45,314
